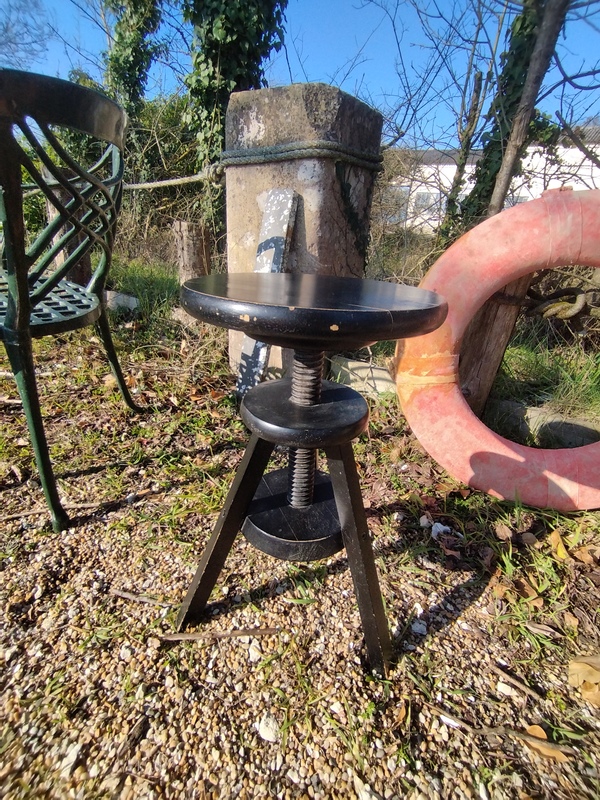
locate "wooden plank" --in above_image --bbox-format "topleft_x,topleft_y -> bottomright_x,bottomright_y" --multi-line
459,274 -> 532,417
236,188 -> 298,396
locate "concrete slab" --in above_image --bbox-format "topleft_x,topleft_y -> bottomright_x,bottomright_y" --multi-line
329,356 -> 396,397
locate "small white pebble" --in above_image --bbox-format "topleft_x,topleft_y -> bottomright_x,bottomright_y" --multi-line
248,640 -> 262,663
256,713 -> 279,743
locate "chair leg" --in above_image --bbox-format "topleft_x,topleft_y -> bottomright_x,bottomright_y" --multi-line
177,435 -> 275,631
325,444 -> 392,676
3,333 -> 70,532
95,307 -> 143,412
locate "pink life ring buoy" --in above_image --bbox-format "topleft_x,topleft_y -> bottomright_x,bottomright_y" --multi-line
395,188 -> 600,512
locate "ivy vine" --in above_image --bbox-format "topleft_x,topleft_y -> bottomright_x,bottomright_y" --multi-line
101,0 -> 287,227
105,0 -> 164,114
182,0 -> 287,169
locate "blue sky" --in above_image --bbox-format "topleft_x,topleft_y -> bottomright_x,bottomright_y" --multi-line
33,0 -> 600,143
40,0 -> 407,102
265,0 -> 411,100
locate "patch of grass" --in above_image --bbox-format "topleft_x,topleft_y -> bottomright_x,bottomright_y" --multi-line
492,317 -> 600,423
1,250 -> 600,799
109,256 -> 180,324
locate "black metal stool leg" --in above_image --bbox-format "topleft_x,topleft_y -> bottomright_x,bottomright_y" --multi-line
177,434 -> 275,630
325,444 -> 392,676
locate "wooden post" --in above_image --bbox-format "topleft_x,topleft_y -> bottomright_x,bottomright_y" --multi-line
44,168 -> 92,286
458,276 -> 532,417
172,220 -> 211,284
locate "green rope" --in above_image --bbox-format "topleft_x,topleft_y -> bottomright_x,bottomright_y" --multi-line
121,139 -> 382,192
220,140 -> 383,171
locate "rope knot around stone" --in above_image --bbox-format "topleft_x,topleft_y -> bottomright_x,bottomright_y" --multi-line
219,140 -> 383,172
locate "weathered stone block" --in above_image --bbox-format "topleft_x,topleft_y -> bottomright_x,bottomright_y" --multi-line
224,83 -> 383,368
225,83 -> 382,278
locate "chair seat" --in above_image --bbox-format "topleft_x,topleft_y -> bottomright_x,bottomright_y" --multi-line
0,271 -> 101,338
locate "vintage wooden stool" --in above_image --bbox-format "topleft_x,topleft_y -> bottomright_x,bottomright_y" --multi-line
177,273 -> 447,674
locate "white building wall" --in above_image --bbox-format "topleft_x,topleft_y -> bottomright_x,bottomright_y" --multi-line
390,144 -> 600,233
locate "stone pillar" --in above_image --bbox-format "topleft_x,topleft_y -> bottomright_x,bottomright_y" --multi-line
223,82 -> 383,368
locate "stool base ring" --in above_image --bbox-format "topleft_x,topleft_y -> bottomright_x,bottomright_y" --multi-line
242,468 -> 344,561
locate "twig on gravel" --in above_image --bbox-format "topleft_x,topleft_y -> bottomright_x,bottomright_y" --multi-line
490,663 -> 544,700
0,491 -> 162,524
0,501 -> 115,523
160,627 -> 281,642
110,589 -> 174,607
0,504 -> 95,523
424,703 -> 576,755
0,509 -> 46,522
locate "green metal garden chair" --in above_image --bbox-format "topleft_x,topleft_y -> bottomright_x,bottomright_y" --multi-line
0,69 -> 141,532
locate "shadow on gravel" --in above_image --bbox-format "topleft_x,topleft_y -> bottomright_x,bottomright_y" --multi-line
189,528 -> 492,671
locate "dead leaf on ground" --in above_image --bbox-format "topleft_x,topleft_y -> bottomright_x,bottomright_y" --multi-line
394,699 -> 407,727
520,531 -> 540,548
588,571 -> 600,587
571,546 -> 599,565
548,529 -> 569,560
570,658 -> 600,705
491,577 -> 511,600
513,578 -> 544,608
568,655 -> 600,687
523,621 -> 562,639
494,522 -> 513,541
10,464 -> 22,482
439,535 -> 462,558
480,546 -> 495,570
580,682 -> 600,707
524,725 -> 571,763
563,611 -> 579,632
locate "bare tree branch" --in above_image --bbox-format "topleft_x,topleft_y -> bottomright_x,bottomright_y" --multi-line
556,110 -> 600,170
0,0 -> 52,68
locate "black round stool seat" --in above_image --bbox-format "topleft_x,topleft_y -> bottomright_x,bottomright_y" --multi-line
182,272 -> 447,350
241,379 -> 369,448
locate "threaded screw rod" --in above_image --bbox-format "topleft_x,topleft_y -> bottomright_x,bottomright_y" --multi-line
287,349 -> 324,508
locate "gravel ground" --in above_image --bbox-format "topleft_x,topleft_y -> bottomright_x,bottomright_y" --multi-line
1,333 -> 599,799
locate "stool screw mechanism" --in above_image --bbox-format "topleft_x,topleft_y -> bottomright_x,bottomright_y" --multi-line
287,349 -> 325,508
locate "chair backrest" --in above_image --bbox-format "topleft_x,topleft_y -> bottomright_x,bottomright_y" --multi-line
0,69 -> 127,331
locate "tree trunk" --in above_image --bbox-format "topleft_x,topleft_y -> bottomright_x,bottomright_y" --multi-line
459,0 -> 571,417
486,0 -> 570,217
